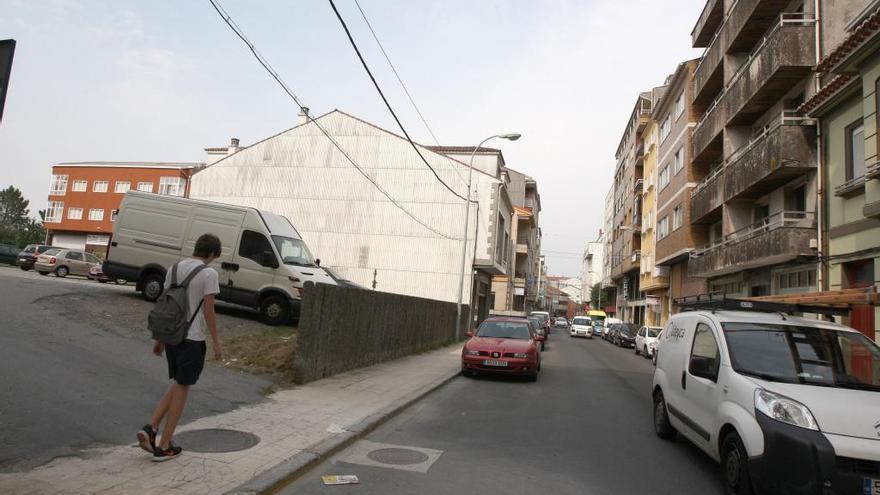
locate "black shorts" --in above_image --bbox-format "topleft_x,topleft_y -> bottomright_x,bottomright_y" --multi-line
165,339 -> 207,386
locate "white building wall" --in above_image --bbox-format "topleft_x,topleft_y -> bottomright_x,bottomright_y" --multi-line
190,111 -> 501,304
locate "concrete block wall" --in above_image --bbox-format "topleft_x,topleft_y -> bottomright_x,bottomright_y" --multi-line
293,282 -> 466,384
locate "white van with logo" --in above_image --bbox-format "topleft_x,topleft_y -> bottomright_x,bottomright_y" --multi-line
103,191 -> 337,325
652,309 -> 880,494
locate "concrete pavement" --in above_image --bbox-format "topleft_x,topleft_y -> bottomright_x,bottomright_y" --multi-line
278,333 -> 724,494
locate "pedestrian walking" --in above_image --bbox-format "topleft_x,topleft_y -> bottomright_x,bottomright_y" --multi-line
136,233 -> 223,462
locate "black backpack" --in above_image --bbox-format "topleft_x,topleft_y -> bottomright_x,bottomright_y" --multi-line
147,262 -> 207,345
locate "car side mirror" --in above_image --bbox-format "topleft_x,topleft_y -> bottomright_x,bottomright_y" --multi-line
535,334 -> 546,342
689,356 -> 717,381
465,330 -> 474,338
260,251 -> 279,268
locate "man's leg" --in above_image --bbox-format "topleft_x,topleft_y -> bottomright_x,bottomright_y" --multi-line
150,383 -> 174,431
158,383 -> 189,449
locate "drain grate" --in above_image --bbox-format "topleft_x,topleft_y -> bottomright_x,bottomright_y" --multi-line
367,447 -> 430,466
171,428 -> 260,453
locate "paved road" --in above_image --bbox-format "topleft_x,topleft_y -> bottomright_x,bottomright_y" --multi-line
280,330 -> 723,494
0,267 -> 271,472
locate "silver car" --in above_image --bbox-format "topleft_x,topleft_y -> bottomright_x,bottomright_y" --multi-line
35,248 -> 103,278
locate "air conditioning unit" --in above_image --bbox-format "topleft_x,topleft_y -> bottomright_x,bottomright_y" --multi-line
809,238 -> 818,250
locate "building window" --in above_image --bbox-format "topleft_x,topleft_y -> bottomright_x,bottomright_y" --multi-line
137,182 -> 153,193
88,208 -> 104,221
673,148 -> 684,175
67,207 -> 83,220
659,165 -> 670,190
660,116 -> 671,141
845,120 -> 865,181
672,205 -> 683,230
495,215 -> 506,263
159,176 -> 186,197
674,92 -> 685,119
114,181 -> 131,193
777,269 -> 816,290
111,210 -> 118,222
49,175 -> 68,195
658,216 -> 669,239
71,180 -> 88,192
45,201 -> 64,223
92,180 -> 109,193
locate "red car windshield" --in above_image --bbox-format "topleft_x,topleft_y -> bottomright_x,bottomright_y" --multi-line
477,321 -> 531,340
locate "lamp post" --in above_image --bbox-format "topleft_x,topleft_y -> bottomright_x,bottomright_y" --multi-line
456,133 -> 521,340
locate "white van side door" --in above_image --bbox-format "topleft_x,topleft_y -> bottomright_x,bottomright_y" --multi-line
676,317 -> 724,452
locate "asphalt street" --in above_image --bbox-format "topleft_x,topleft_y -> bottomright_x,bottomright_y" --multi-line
0,267 -> 271,472
280,329 -> 723,495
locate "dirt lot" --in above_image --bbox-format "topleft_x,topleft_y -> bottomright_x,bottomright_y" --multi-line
32,275 -> 298,385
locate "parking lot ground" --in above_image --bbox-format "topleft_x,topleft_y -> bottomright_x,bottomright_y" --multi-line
279,333 -> 723,495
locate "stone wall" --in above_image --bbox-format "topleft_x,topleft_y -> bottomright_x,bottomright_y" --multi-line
293,283 -> 466,384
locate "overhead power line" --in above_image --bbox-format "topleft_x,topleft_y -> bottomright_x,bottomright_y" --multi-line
327,0 -> 475,203
206,0 -> 459,240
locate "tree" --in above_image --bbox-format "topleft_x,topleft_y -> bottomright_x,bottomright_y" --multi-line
590,282 -> 612,310
0,186 -> 45,247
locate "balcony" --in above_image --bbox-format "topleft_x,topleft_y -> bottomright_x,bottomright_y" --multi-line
688,211 -> 816,277
724,117 -> 816,201
641,272 -> 669,291
690,164 -> 725,223
634,178 -> 644,193
725,16 -> 816,127
692,0 -> 724,48
692,96 -> 726,164
623,250 -> 641,274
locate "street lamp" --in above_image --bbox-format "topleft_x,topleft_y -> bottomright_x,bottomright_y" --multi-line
456,133 -> 521,340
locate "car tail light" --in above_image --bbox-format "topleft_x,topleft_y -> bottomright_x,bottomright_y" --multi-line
49,257 -> 56,264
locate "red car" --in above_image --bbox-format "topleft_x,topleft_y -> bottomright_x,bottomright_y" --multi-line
461,317 -> 544,381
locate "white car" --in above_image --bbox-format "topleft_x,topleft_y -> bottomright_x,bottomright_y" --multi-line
634,326 -> 663,358
652,309 -> 880,495
569,316 -> 593,338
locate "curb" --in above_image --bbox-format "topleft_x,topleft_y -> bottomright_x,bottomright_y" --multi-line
225,366 -> 461,494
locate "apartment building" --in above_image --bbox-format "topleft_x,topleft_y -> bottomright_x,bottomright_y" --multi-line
654,59 -> 707,319
504,168 -> 543,312
601,186 -> 616,315
45,162 -> 201,258
685,0 -> 856,298
800,1 -> 880,340
581,240 -> 604,306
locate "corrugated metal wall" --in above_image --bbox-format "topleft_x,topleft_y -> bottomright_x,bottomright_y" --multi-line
190,111 -> 500,304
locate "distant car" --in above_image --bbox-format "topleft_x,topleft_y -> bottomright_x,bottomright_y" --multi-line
0,243 -> 20,265
635,326 -> 663,358
461,316 -> 544,381
555,317 -> 569,329
592,323 -> 604,338
15,244 -> 52,271
35,248 -> 103,278
527,316 -> 546,350
613,323 -> 638,348
604,324 -> 619,342
323,266 -> 368,289
569,316 -> 593,338
87,263 -> 127,284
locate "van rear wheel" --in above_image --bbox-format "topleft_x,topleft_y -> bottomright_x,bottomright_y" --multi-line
141,273 -> 164,302
260,295 -> 290,326
653,391 -> 676,440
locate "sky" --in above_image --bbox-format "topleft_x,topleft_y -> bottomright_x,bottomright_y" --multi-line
0,0 -> 704,278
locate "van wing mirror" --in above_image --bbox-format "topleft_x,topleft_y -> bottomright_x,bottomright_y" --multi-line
315,258 -> 321,266
260,251 -> 279,268
688,356 -> 717,381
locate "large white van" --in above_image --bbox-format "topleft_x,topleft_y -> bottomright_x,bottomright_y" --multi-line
652,308 -> 880,495
103,191 -> 336,325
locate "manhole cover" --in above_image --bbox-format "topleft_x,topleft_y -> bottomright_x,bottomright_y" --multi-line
367,448 -> 430,465
171,428 -> 260,453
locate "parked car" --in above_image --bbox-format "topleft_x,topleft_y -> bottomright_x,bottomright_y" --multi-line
461,316 -> 544,381
652,309 -> 880,495
16,244 -> 53,270
613,323 -> 638,348
35,248 -> 103,278
527,315 -> 546,350
103,191 -> 337,325
0,243 -> 20,265
87,263 -> 127,284
592,323 -> 604,338
555,317 -> 569,329
529,311 -> 552,336
635,326 -> 663,358
323,266 -> 367,289
604,324 -> 619,342
604,317 -> 622,340
652,329 -> 663,365
569,316 -> 593,338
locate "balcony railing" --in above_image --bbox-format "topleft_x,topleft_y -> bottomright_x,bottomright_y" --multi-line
689,211 -> 816,277
692,0 -> 725,47
691,161 -> 725,222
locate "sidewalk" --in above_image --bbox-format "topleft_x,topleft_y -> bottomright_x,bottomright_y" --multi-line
0,344 -> 462,495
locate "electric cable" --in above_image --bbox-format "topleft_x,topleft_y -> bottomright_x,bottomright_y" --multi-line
327,0 -> 475,203
207,0 -> 460,240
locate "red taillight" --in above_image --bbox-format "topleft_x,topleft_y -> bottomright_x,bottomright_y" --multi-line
49,257 -> 56,264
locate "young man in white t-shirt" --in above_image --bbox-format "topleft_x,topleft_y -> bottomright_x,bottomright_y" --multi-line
136,234 -> 223,461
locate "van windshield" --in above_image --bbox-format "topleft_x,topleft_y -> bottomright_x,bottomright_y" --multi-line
272,236 -> 316,267
723,323 -> 880,391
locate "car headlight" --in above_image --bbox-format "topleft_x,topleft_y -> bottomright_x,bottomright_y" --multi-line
465,349 -> 480,356
513,352 -> 528,358
754,389 -> 819,431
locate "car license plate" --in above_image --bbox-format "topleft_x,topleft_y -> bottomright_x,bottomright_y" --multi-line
482,359 -> 508,367
865,478 -> 880,495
